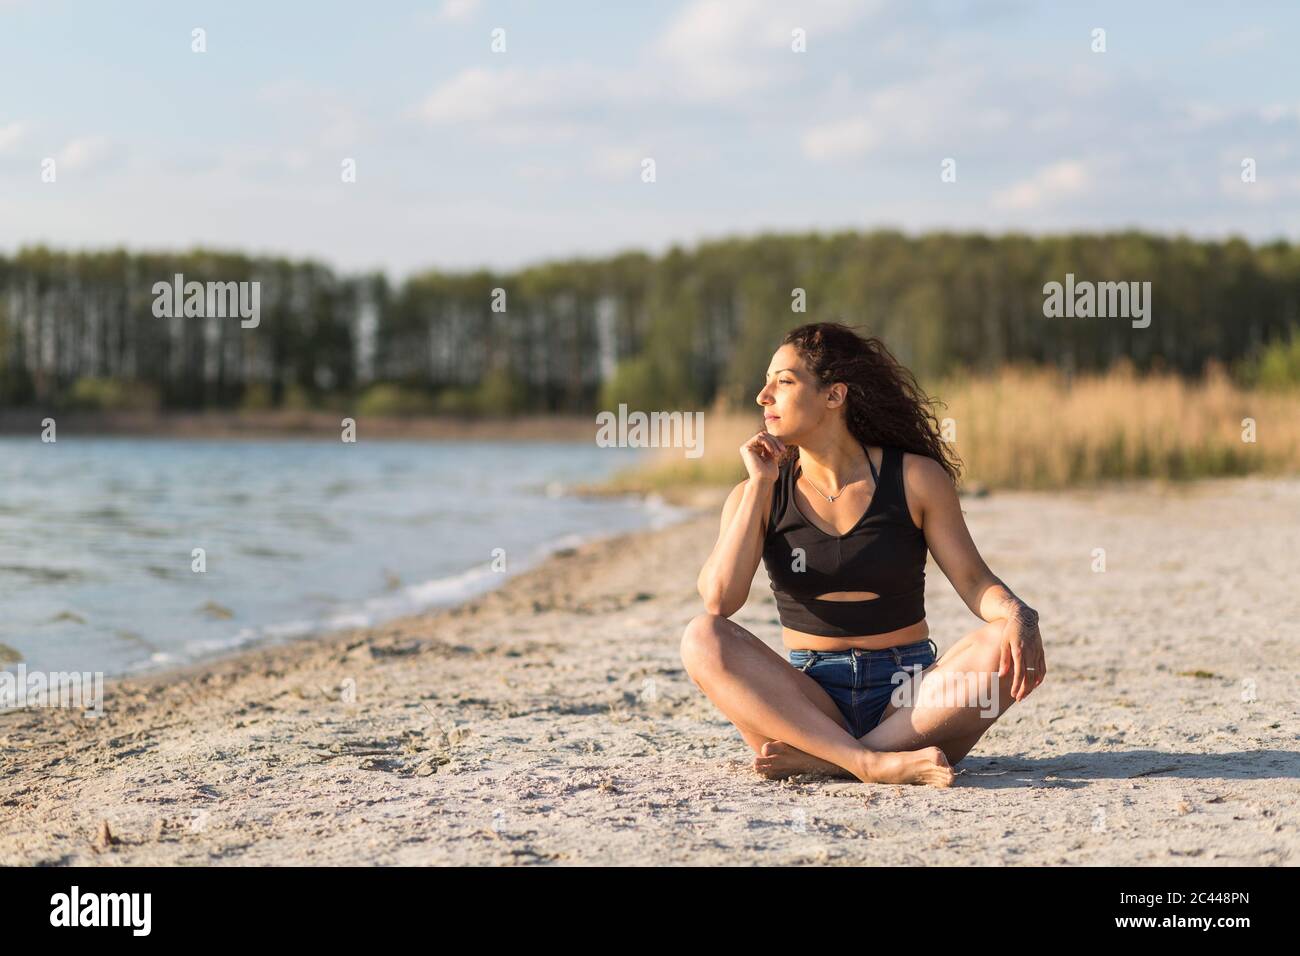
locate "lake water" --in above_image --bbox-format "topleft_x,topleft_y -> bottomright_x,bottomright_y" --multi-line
0,437 -> 682,678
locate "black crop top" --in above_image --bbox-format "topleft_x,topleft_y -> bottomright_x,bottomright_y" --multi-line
761,444 -> 927,637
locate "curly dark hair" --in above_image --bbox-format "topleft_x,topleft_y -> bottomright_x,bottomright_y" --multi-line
777,322 -> 963,483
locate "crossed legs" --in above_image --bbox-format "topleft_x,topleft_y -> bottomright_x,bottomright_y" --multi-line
680,614 -> 1018,785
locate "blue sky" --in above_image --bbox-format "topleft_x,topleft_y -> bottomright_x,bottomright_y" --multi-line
1,0 -> 1297,277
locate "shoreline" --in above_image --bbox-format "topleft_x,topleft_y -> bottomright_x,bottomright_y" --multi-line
117,490 -> 702,685
2,474 -> 1297,865
92,489 -> 710,699
0,410 -> 601,441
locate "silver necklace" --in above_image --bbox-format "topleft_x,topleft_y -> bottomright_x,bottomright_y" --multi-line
798,465 -> 863,502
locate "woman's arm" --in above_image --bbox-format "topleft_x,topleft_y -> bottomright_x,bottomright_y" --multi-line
974,575 -> 1040,631
904,453 -> 1034,619
906,452 -> 1046,699
696,478 -> 773,618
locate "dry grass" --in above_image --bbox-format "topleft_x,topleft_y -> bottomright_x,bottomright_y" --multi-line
594,361 -> 1300,493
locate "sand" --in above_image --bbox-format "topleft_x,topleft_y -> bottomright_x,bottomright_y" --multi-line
2,476 -> 1297,866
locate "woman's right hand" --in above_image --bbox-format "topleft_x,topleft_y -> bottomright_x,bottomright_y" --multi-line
739,430 -> 786,484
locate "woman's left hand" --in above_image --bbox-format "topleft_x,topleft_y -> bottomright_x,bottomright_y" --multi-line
997,604 -> 1045,702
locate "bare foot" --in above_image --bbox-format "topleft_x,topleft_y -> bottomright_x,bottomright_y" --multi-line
857,746 -> 956,788
754,740 -> 855,780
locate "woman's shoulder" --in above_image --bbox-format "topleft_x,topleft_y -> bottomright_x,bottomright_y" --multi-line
899,449 -> 951,487
897,450 -> 954,527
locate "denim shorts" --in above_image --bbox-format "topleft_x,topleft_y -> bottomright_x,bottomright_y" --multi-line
788,637 -> 939,738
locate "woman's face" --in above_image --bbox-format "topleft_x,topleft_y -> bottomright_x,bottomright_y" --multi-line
755,344 -> 842,439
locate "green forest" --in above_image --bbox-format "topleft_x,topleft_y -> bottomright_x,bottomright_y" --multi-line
2,230 -> 1299,415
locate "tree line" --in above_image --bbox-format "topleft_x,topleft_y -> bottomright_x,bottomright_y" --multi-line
1,230 -> 1297,414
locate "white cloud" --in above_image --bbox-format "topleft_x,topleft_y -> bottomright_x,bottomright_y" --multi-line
801,118 -> 876,162
801,69 -> 1012,162
0,121 -> 25,153
55,136 -> 109,170
655,0 -> 766,100
1259,103 -> 1300,124
655,0 -> 878,101
993,161 -> 1090,210
418,67 -> 540,124
1204,26 -> 1269,58
437,0 -> 480,22
587,146 -> 648,181
414,65 -> 646,144
254,79 -> 363,151
280,149 -> 312,173
1176,101 -> 1232,132
414,1 -> 882,147
514,162 -> 567,183
1220,169 -> 1300,202
1170,99 -> 1300,134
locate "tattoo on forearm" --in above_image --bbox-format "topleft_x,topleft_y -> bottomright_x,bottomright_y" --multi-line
990,576 -> 1038,627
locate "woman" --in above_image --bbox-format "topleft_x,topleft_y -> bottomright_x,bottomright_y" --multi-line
680,322 -> 1046,787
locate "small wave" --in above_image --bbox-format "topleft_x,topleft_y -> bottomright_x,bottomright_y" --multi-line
0,564 -> 84,583
153,519 -> 641,671
108,491 -> 692,678
198,600 -> 235,620
262,620 -> 316,639
238,544 -> 303,559
47,611 -> 88,625
77,506 -> 130,522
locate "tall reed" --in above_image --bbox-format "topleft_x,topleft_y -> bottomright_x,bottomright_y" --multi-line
597,362 -> 1300,493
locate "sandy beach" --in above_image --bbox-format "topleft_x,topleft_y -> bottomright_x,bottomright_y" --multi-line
2,476 -> 1297,866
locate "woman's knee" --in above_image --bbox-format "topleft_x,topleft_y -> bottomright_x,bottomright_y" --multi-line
945,619 -> 1010,676
680,613 -> 728,675
968,620 -> 1023,704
